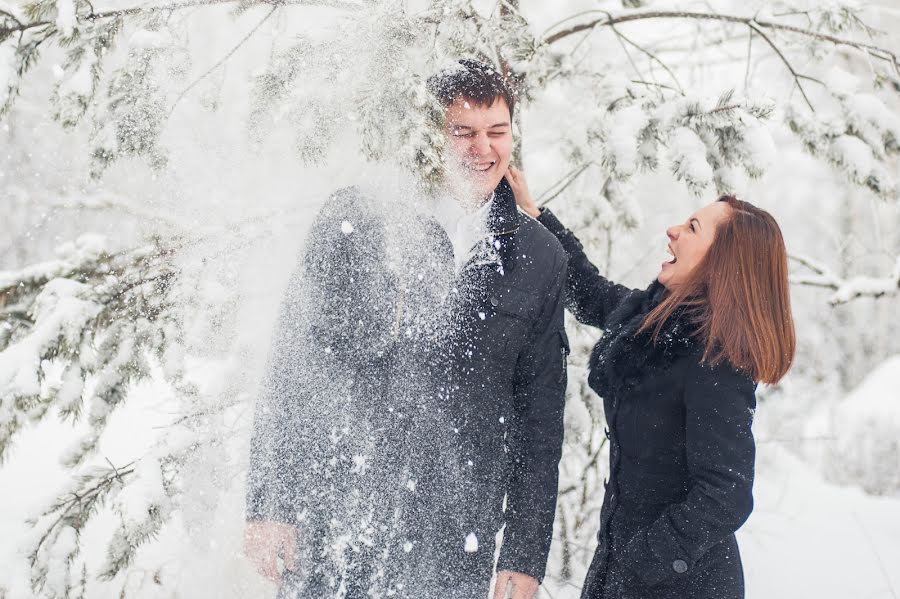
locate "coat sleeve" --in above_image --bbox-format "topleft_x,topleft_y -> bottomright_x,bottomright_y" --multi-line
536,208 -> 633,329
245,257 -> 309,525
620,359 -> 757,587
245,187 -> 386,525
495,252 -> 569,582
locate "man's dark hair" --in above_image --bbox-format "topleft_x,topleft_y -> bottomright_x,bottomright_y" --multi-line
426,59 -> 517,119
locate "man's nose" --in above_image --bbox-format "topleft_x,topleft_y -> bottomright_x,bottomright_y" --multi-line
471,133 -> 491,155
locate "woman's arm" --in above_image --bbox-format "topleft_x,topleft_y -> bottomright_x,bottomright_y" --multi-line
507,167 -> 633,329
620,359 -> 757,587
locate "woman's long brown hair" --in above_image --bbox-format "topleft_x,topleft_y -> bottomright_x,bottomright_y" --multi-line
638,196 -> 796,384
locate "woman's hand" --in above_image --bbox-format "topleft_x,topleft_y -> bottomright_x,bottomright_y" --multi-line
506,165 -> 541,219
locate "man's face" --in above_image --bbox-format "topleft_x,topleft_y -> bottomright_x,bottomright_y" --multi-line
443,96 -> 513,202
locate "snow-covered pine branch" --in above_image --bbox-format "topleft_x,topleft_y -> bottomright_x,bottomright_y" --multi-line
787,93 -> 900,201
533,5 -> 900,201
0,235 -> 181,463
3,1 -> 898,201
1,0 -> 358,175
0,203 -> 291,595
791,253 -> 900,305
594,88 -> 776,197
540,6 -> 900,72
246,0 -> 529,184
25,461 -> 136,596
26,442 -> 193,595
0,231 -> 245,595
90,19 -> 172,178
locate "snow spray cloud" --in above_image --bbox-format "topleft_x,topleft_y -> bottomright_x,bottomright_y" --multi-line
247,176 -> 475,596
171,3 -> 523,594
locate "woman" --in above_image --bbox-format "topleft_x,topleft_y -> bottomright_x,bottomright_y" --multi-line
507,166 -> 795,599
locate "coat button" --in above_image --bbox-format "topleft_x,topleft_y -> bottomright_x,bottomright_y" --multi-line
490,297 -> 499,307
672,559 -> 688,574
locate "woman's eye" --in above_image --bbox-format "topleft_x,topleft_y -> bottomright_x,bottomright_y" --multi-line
689,222 -> 695,232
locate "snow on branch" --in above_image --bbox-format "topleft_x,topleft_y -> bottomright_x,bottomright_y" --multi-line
1,0 -> 367,174
790,253 -> 900,305
787,93 -> 900,201
26,461 -> 135,595
541,8 -> 900,77
1,0 -> 366,39
24,448 -> 185,595
537,5 -> 900,201
0,231 -> 223,595
593,88 -> 776,198
3,0 -> 898,202
0,235 -> 181,463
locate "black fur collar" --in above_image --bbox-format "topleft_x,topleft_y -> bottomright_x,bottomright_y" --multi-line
587,281 -> 700,400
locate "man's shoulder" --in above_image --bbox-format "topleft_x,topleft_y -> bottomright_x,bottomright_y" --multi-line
317,186 -> 369,216
514,212 -> 566,264
309,186 -> 391,235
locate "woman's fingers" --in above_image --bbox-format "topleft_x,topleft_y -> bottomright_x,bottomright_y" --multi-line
507,166 -> 540,218
506,169 -> 516,189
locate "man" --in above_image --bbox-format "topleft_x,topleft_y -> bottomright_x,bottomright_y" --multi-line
245,60 -> 569,599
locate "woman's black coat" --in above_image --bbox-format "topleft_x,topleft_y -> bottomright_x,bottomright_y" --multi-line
537,209 -> 757,599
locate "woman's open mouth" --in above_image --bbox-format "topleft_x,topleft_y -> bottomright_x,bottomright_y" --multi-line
664,245 -> 677,265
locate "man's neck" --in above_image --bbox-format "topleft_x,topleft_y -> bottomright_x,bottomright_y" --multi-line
446,184 -> 494,214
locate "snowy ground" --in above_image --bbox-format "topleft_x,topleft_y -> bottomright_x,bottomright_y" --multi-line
2,397 -> 899,599
740,444 -> 900,599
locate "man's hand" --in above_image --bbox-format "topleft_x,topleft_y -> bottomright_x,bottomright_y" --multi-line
493,570 -> 539,599
506,166 -> 541,219
244,520 -> 298,583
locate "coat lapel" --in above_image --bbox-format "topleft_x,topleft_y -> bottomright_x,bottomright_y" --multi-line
461,177 -> 520,276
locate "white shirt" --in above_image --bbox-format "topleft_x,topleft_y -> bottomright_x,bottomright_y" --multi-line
433,193 -> 495,272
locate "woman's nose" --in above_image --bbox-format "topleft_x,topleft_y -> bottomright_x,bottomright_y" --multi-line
666,226 -> 678,241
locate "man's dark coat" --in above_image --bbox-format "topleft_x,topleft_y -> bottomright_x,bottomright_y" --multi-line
246,179 -> 569,596
538,209 -> 757,599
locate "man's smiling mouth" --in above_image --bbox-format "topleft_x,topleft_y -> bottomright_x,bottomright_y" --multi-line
465,160 -> 496,172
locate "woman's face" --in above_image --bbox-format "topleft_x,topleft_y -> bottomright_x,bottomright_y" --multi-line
658,201 -> 731,289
